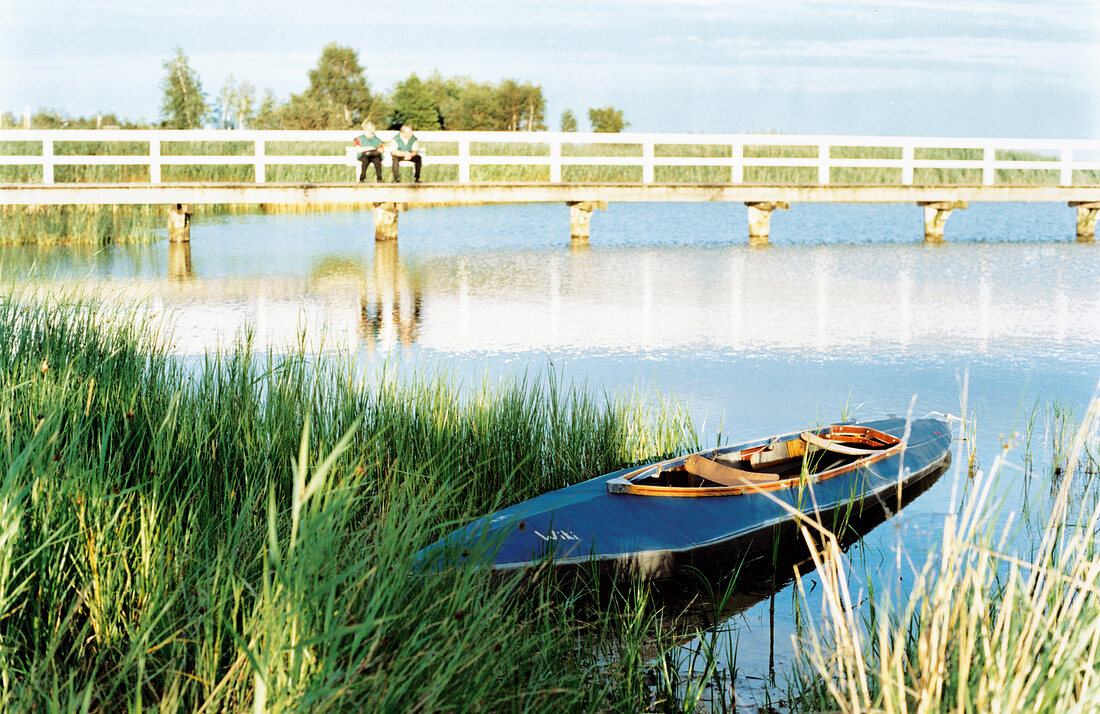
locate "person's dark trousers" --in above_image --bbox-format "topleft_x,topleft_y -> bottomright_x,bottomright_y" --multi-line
358,152 -> 383,181
391,155 -> 422,182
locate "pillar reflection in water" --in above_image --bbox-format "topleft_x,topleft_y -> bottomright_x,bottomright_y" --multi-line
168,242 -> 193,281
360,240 -> 422,348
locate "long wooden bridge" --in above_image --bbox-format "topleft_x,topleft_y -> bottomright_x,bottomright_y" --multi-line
2,129 -> 1099,245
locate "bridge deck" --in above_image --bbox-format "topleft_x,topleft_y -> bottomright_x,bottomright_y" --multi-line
3,182 -> 1099,206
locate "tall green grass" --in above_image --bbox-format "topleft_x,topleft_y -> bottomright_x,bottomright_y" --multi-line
0,287 -> 727,711
792,402 -> 1100,712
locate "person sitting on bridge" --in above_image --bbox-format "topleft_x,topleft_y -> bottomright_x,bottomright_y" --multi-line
390,124 -> 422,183
352,121 -> 385,182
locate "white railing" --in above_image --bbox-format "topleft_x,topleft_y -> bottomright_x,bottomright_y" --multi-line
2,130 -> 1100,186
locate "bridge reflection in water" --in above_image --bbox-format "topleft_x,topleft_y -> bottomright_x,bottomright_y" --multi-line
19,236 -> 1100,360
358,241 -> 422,348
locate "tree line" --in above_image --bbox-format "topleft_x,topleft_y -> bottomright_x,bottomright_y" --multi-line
5,44 -> 628,134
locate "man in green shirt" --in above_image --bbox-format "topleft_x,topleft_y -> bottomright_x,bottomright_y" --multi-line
391,124 -> 422,183
352,121 -> 384,182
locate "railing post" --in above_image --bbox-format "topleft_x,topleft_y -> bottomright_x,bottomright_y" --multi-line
42,138 -> 54,184
458,139 -> 470,183
642,142 -> 654,184
550,139 -> 562,183
1060,148 -> 1073,186
255,139 -> 265,183
817,142 -> 829,184
901,144 -> 914,185
149,138 -> 161,184
731,141 -> 743,183
982,144 -> 995,186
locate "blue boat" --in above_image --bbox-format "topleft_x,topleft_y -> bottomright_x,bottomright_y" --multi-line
417,417 -> 953,580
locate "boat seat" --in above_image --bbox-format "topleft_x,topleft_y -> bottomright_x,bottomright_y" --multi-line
800,431 -> 881,456
683,455 -> 779,487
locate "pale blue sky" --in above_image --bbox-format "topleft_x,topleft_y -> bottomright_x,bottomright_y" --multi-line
2,0 -> 1098,137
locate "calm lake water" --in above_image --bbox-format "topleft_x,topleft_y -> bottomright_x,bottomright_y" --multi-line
5,200 -> 1099,708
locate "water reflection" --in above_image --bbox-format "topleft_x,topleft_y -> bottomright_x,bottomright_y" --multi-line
643,457 -> 950,709
359,241 -> 422,349
5,235 -> 1100,362
167,243 -> 193,282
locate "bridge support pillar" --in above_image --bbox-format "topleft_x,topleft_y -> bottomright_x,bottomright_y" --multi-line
918,201 -> 967,243
745,201 -> 789,247
167,203 -> 191,243
568,201 -> 606,242
373,202 -> 407,241
1071,202 -> 1100,242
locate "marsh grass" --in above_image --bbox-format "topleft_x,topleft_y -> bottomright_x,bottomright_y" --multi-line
0,286 -> 734,712
793,398 -> 1100,713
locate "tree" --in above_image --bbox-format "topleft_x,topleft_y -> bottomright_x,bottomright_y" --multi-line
445,80 -> 502,130
213,75 -> 257,129
560,109 -> 577,132
484,79 -> 545,131
250,90 -> 283,129
160,47 -> 208,129
517,82 -> 546,131
282,44 -> 380,129
497,79 -> 526,131
389,74 -> 443,130
588,106 -> 628,133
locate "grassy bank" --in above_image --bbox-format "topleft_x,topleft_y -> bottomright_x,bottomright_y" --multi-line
793,400 -> 1100,712
0,287 -> 735,711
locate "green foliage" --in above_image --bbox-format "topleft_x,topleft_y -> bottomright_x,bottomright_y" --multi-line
159,47 -> 208,129
281,44 -> 382,129
0,289 -> 708,711
388,73 -> 444,130
561,108 -> 578,132
588,106 -> 628,133
386,72 -> 546,131
496,79 -> 546,131
443,79 -> 501,130
250,89 -> 283,130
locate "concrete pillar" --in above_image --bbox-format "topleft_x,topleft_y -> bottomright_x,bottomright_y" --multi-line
167,203 -> 191,243
745,201 -> 789,248
567,201 -> 607,243
372,202 -> 406,242
168,242 -> 193,281
918,201 -> 967,243
1071,202 -> 1100,242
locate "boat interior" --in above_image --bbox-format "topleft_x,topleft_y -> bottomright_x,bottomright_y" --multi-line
627,425 -> 902,490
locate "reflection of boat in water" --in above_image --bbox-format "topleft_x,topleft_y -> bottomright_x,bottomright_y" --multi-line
565,452 -> 952,711
417,417 -> 952,581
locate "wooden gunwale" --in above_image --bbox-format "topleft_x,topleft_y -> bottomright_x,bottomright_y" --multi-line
613,425 -> 904,498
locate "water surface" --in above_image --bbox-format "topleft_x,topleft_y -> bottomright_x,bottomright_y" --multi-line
4,201 -> 1098,708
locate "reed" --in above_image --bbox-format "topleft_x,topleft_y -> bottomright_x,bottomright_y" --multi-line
0,285 -> 734,711
792,399 -> 1100,713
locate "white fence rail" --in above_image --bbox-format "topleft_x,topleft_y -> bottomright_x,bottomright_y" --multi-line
2,130 -> 1100,186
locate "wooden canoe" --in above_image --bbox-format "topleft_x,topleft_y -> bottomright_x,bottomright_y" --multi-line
415,417 -> 953,581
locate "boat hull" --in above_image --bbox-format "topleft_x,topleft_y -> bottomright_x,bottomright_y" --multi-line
416,417 -> 953,580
